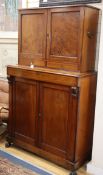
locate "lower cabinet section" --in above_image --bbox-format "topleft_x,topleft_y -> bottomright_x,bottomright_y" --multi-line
7,66 -> 97,173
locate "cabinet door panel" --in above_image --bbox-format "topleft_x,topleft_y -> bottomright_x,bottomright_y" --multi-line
39,83 -> 78,159
47,7 -> 84,71
14,79 -> 38,145
18,9 -> 47,67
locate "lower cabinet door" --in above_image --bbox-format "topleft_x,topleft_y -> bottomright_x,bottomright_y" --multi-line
14,79 -> 38,146
38,83 -> 78,160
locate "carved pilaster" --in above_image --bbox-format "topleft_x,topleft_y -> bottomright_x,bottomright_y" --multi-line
71,87 -> 79,97
7,76 -> 15,84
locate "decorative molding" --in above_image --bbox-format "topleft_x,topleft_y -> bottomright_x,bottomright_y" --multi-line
0,32 -> 18,44
0,38 -> 18,44
0,32 -> 18,39
87,162 -> 103,175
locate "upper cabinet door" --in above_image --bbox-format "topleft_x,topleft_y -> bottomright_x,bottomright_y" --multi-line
47,7 -> 84,71
18,9 -> 47,67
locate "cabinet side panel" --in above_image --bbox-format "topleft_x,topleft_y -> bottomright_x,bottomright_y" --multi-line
75,74 -> 97,162
81,8 -> 99,72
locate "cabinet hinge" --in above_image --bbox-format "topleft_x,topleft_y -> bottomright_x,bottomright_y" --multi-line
71,87 -> 79,97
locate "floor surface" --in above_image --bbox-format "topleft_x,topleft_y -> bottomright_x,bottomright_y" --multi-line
0,137 -> 92,175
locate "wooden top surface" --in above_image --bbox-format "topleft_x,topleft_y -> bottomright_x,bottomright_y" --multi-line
18,4 -> 100,11
7,65 -> 96,78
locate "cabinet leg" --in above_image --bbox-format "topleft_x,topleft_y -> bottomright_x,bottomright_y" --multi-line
70,171 -> 77,175
5,135 -> 13,148
5,141 -> 12,148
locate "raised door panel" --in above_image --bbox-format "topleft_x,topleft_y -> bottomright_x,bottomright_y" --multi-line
14,79 -> 38,146
39,83 -> 78,160
47,7 -> 84,71
18,9 -> 47,67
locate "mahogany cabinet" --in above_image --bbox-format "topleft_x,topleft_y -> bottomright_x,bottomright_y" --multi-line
7,65 -> 97,173
18,5 -> 99,72
6,4 -> 99,175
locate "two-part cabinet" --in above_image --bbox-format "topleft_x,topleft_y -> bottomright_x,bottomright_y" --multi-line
7,5 -> 99,175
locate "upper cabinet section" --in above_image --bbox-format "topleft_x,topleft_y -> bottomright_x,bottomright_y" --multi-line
18,6 -> 99,72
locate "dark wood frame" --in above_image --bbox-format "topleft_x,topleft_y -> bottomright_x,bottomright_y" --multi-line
39,0 -> 101,7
